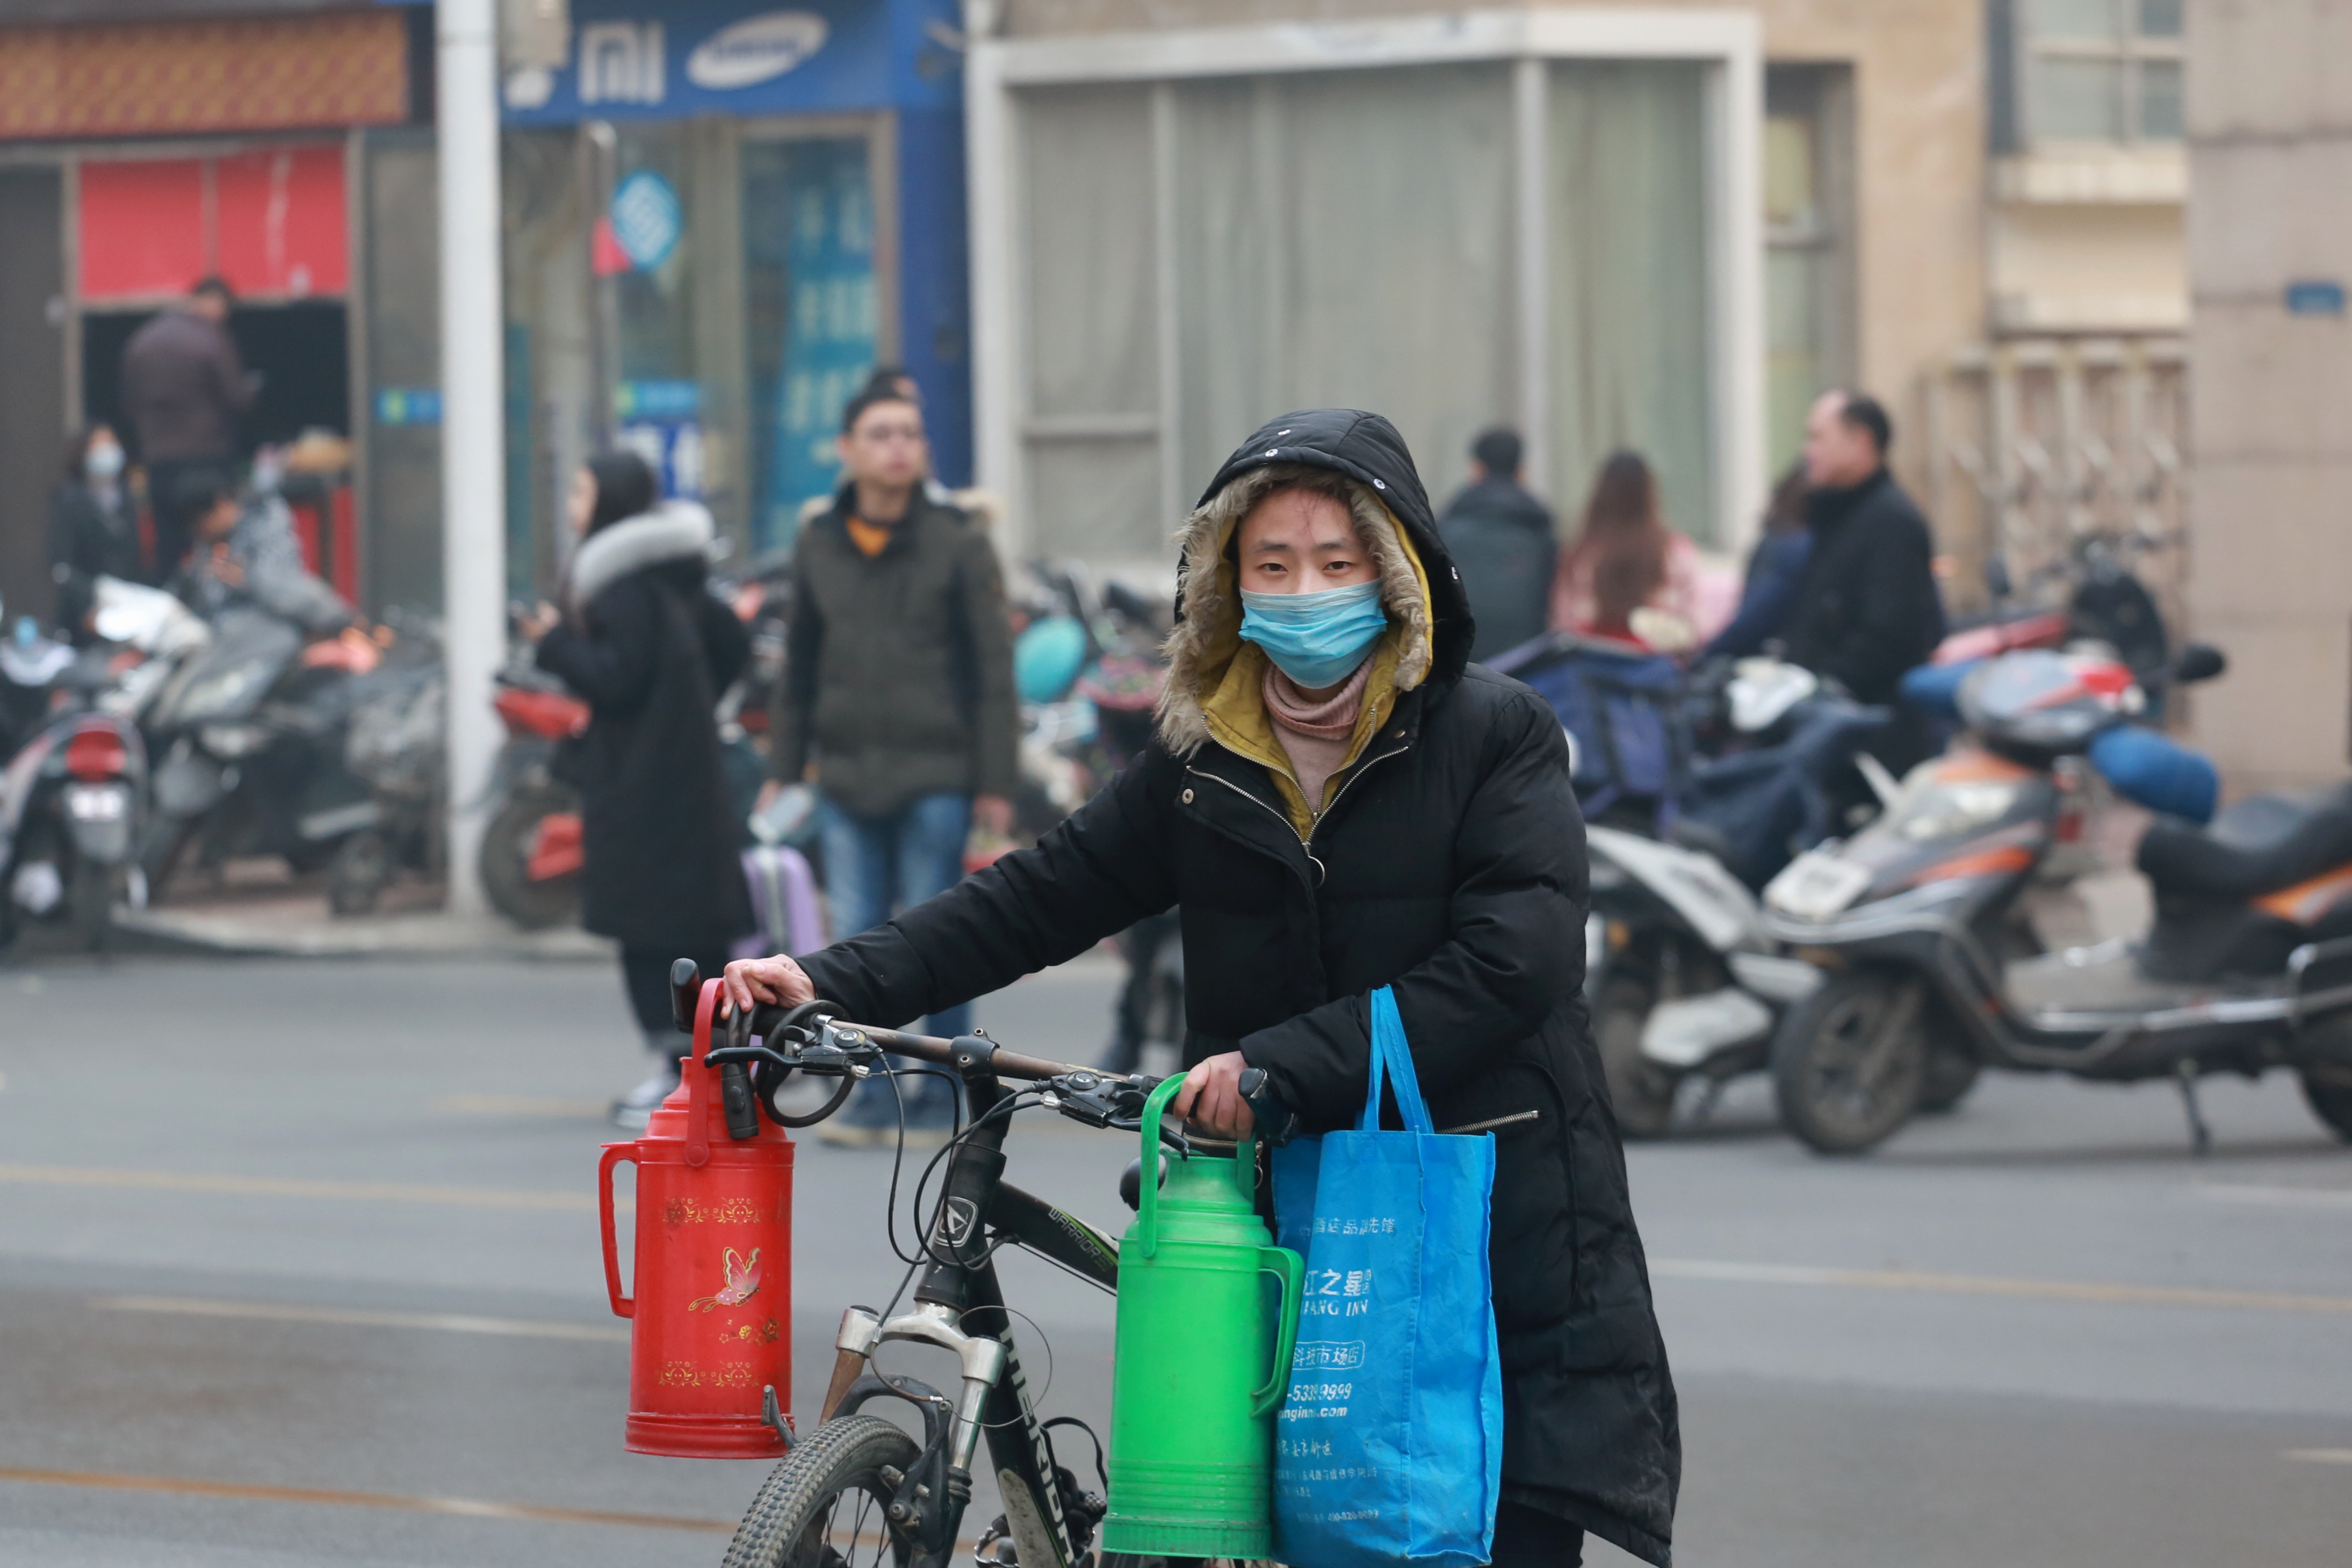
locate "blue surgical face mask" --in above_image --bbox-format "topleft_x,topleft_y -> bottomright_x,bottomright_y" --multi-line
1238,579 -> 1388,690
85,442 -> 125,481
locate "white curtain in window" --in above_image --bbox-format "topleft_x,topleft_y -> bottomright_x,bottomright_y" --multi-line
1019,84 -> 1163,556
1175,65 -> 1515,507
1550,62 -> 1714,544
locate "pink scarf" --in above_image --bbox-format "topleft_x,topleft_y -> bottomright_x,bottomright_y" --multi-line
1262,658 -> 1371,815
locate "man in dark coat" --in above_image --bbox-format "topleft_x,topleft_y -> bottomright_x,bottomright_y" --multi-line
120,278 -> 253,581
769,385 -> 1019,1141
728,409 -> 1681,1566
532,452 -> 753,1126
1780,391 -> 1945,707
1439,426 -> 1558,663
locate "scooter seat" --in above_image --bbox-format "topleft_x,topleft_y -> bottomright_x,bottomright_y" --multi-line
2135,779 -> 2352,901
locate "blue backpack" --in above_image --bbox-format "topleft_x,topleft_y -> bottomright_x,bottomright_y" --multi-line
1487,633 -> 1687,828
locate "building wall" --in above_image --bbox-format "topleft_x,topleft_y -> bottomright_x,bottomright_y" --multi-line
2184,0 -> 2352,790
990,0 -> 1987,519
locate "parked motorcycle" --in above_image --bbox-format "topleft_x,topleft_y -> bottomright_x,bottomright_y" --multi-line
138,608 -> 381,900
477,660 -> 590,930
1751,642 -> 2344,1157
1,623 -> 146,951
331,619 -> 445,915
1583,658 -> 1894,1136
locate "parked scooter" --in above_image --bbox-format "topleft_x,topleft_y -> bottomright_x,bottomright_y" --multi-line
138,607 -> 381,899
1,620 -> 147,951
1583,658 -> 1894,1136
1752,642 -> 2346,1157
477,659 -> 591,930
331,618 -> 446,914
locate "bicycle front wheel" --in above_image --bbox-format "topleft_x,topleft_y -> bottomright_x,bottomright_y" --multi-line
723,1414 -> 922,1568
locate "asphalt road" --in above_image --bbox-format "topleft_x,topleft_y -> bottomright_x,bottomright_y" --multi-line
3,952 -> 2349,1566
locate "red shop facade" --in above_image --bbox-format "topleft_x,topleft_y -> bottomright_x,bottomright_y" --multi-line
0,4 -> 437,627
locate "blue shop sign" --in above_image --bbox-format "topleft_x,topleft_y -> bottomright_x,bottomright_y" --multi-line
2285,279 -> 2347,317
375,387 -> 441,425
501,0 -> 949,124
610,171 -> 683,270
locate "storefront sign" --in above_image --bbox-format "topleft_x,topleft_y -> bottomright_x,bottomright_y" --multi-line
617,380 -> 704,420
2285,279 -> 2347,317
610,171 -> 684,271
768,139 -> 877,540
502,0 -> 913,124
688,12 -> 829,89
374,388 -> 442,426
619,420 -> 708,501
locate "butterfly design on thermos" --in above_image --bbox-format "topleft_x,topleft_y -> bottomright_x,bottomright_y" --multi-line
687,1247 -> 762,1312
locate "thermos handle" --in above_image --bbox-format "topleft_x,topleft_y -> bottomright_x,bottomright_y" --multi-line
684,979 -> 724,1167
598,1145 -> 636,1319
1251,1244 -> 1304,1417
1136,1075 -> 1188,1259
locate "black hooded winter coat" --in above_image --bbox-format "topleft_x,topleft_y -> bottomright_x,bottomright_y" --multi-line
797,410 -> 1680,1564
536,504 -> 755,950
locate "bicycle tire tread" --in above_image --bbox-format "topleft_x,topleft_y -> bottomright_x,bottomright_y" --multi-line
723,1413 -> 922,1568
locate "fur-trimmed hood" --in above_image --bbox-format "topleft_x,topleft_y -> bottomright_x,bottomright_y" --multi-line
1158,409 -> 1475,754
566,501 -> 717,611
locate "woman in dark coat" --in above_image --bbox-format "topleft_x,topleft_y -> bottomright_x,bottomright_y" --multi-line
47,425 -> 143,638
726,410 -> 1679,1566
529,451 -> 754,1127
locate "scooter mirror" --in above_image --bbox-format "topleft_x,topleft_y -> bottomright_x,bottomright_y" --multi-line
2173,643 -> 2227,685
1983,554 -> 2014,603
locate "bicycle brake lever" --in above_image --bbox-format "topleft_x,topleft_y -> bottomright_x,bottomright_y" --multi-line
1237,1067 -> 1300,1148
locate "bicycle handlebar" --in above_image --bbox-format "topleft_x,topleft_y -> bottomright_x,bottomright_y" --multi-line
718,986 -> 1290,1146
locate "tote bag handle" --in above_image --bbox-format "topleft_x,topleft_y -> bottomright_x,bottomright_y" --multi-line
1358,986 -> 1435,1134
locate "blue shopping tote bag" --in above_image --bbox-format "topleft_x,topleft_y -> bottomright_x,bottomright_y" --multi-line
1269,986 -> 1504,1568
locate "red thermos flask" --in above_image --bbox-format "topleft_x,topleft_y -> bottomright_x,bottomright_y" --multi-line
598,978 -> 794,1457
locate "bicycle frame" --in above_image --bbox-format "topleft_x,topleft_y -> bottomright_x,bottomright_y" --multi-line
812,1044 -> 1123,1568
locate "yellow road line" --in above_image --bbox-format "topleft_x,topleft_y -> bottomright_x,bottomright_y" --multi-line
0,1466 -> 730,1534
1652,1258 -> 2352,1314
2283,1449 -> 2352,1465
93,1295 -> 629,1343
0,1162 -> 599,1212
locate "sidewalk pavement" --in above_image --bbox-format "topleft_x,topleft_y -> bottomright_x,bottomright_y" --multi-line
110,891 -> 612,961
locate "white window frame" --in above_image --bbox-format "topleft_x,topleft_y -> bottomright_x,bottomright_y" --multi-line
966,8 -> 1765,563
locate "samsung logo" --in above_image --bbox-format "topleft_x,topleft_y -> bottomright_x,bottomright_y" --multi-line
686,11 -> 828,90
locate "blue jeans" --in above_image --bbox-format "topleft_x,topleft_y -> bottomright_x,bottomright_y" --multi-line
820,791 -> 973,1126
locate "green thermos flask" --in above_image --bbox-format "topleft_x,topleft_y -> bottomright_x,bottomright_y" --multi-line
1102,1075 -> 1305,1558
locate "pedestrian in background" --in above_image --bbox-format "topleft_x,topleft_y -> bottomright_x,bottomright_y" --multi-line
768,384 -> 1017,1145
1437,426 -> 1556,663
524,451 -> 753,1128
46,426 -> 140,640
119,277 -> 252,582
1702,460 -> 1814,662
1550,449 -> 1708,648
1778,391 -> 1945,768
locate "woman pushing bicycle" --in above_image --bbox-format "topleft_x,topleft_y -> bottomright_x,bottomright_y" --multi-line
725,409 -> 1679,1567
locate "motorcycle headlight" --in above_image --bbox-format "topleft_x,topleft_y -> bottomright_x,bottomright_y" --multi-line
1891,778 -> 2022,842
181,661 -> 268,722
200,722 -> 271,758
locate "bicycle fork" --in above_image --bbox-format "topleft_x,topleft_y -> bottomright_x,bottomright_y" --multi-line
825,1299 -> 1008,1536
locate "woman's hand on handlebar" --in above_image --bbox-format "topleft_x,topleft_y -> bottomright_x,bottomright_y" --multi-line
1171,1051 -> 1257,1140
723,953 -> 815,1017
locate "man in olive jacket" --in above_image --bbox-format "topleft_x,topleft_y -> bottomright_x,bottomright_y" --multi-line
770,385 -> 1019,1136
734,408 -> 1679,1564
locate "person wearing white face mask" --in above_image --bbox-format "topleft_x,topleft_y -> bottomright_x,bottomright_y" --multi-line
46,426 -> 142,640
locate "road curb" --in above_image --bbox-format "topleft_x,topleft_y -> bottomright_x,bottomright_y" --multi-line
107,905 -> 614,962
